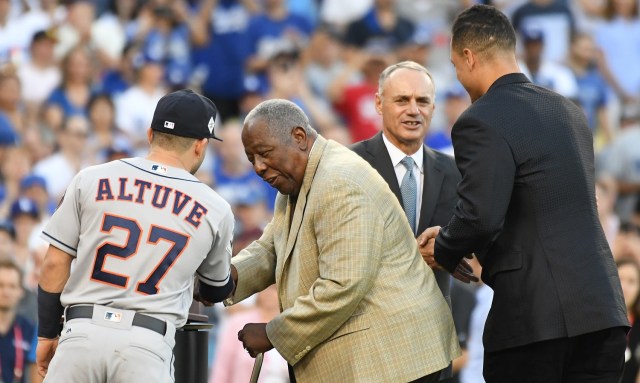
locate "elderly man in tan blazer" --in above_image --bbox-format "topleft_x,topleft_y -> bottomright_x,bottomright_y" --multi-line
226,99 -> 460,383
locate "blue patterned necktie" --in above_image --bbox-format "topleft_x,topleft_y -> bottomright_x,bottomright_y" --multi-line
400,156 -> 417,234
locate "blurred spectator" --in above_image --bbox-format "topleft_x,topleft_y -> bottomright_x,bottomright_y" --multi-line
0,146 -> 32,219
303,25 -> 347,100
8,198 -> 40,269
85,93 -> 128,164
603,103 -> 640,221
97,42 -> 140,99
0,259 -> 38,383
616,257 -> 640,383
511,0 -> 575,63
20,174 -> 55,219
245,0 -> 313,76
211,119 -> 277,211
0,0 -> 30,63
518,29 -> 579,100
571,0 -> 606,33
190,0 -> 257,122
209,285 -> 289,383
17,30 -> 61,127
319,0 -> 372,32
265,44 -> 344,136
0,70 -> 25,134
426,83 -> 471,157
53,0 -> 115,71
91,0 -> 136,68
0,102 -> 18,171
459,257 -> 492,383
343,0 -> 415,53
396,22 -> 433,67
33,114 -> 90,201
232,187 -> 270,256
0,219 -> 15,260
114,52 -> 166,153
43,45 -> 95,128
613,198 -> 640,261
566,31 -> 612,146
449,280 -> 477,383
328,48 -> 390,142
594,0 -> 640,102
140,1 -> 192,89
597,174 -> 622,247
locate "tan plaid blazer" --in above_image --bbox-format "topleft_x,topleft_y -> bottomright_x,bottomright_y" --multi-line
228,136 -> 460,383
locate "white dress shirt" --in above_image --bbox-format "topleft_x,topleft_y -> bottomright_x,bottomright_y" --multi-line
382,133 -> 424,229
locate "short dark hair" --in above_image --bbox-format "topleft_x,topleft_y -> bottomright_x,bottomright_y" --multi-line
151,131 -> 196,153
0,258 -> 24,288
451,5 -> 516,56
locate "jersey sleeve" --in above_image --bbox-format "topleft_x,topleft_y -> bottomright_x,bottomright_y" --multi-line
40,172 -> 83,256
196,208 -> 234,290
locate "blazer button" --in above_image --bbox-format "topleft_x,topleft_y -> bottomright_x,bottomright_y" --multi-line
305,346 -> 311,351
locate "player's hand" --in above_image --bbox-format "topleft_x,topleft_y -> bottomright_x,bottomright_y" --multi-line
36,337 -> 59,377
238,323 -> 273,358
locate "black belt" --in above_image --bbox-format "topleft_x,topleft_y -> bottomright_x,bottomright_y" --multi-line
66,305 -> 167,336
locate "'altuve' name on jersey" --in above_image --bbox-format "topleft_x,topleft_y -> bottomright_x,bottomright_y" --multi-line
95,177 -> 208,229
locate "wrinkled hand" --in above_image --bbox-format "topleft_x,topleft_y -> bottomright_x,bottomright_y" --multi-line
238,323 -> 273,358
36,337 -> 59,377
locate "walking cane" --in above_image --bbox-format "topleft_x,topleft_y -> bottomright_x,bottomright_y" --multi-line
249,352 -> 264,383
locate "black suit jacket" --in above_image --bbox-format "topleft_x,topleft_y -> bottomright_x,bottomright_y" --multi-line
434,73 -> 628,352
351,132 -> 461,303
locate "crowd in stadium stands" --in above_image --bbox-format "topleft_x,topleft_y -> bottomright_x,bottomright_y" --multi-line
1,0 -> 640,382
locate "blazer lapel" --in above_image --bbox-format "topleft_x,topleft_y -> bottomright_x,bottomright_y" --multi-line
418,146 -> 444,232
282,136 -> 328,263
367,133 -> 403,204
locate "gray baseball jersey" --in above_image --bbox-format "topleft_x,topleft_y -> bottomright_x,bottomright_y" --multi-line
41,157 -> 234,327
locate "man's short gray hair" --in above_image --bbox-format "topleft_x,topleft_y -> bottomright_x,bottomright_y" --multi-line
377,61 -> 436,97
245,99 -> 317,141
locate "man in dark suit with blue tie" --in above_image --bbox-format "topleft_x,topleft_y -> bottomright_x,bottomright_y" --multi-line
351,60 -> 476,381
423,5 -> 629,383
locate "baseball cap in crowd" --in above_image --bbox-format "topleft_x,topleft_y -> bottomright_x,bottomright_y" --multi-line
20,174 -> 48,192
0,219 -> 15,240
0,114 -> 18,147
151,89 -> 222,141
409,23 -> 433,47
522,29 -> 544,43
10,198 -> 40,220
31,29 -> 57,45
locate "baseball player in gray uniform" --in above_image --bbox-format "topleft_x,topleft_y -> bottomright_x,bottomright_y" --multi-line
35,89 -> 235,382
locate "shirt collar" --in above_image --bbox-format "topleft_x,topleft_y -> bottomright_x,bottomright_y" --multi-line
382,133 -> 424,173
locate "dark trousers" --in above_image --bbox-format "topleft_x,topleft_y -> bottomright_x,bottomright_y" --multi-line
484,326 -> 627,383
288,365 -> 441,382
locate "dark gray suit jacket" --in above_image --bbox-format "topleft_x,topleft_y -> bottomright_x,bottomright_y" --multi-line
434,73 -> 629,352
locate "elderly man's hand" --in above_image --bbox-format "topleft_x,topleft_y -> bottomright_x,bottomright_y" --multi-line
238,323 -> 274,358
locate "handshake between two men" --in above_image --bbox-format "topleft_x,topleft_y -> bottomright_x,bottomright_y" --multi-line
418,226 -> 479,284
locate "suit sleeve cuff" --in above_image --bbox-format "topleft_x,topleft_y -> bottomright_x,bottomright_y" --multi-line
434,235 -> 464,274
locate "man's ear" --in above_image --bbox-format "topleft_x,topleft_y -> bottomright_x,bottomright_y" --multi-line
463,48 -> 476,71
292,126 -> 308,150
375,92 -> 383,115
194,137 -> 208,157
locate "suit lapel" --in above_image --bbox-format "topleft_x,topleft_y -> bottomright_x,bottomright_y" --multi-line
282,136 -> 328,263
418,146 -> 444,232
367,133 -> 403,204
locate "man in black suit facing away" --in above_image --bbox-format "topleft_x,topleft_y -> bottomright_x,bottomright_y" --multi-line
422,5 -> 629,383
351,60 -> 476,381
